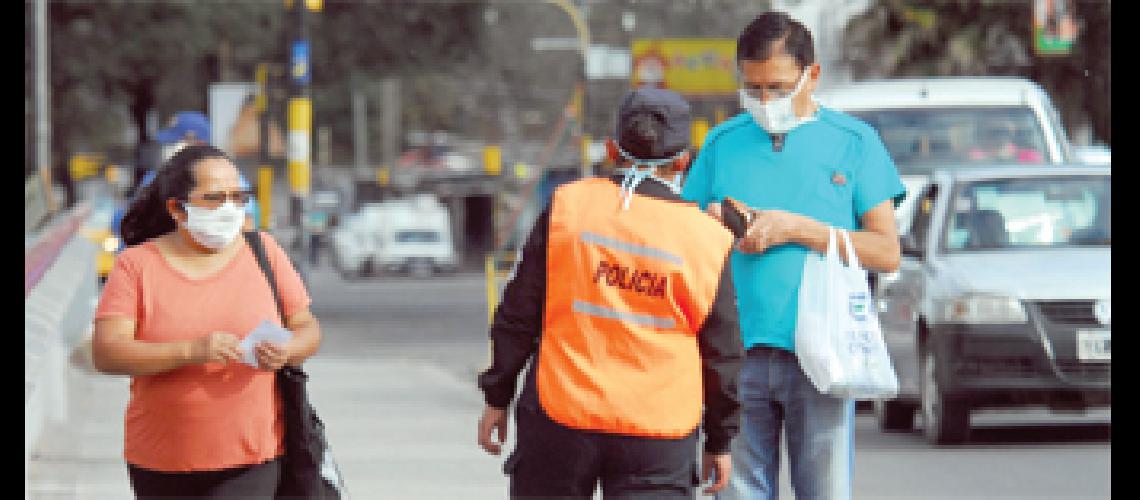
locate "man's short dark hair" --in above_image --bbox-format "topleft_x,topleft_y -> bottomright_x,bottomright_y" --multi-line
736,11 -> 815,69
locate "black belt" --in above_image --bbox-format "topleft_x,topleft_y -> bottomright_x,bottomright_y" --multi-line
747,344 -> 790,355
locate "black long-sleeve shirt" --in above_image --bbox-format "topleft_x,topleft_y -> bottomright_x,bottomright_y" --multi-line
477,175 -> 744,454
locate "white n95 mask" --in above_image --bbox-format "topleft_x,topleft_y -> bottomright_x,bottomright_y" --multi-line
181,202 -> 245,250
740,67 -> 811,135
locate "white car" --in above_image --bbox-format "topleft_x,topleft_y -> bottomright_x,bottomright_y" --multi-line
1073,145 -> 1110,165
368,195 -> 458,277
329,212 -> 375,279
816,77 -> 1075,233
330,195 -> 459,279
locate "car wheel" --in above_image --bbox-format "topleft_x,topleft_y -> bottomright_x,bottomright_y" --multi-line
331,253 -> 350,280
357,260 -> 373,279
408,258 -> 433,278
921,350 -> 970,445
875,399 -> 917,432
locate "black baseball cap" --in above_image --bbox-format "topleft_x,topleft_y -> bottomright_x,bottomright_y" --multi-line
615,86 -> 692,160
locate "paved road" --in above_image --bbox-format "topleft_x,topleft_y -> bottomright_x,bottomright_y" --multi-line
305,263 -> 1110,499
25,256 -> 1110,499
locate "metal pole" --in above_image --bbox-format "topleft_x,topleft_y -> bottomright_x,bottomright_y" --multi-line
352,89 -> 368,176
286,0 -> 316,277
257,63 -> 272,230
380,78 -> 400,182
35,0 -> 55,214
544,0 -> 590,178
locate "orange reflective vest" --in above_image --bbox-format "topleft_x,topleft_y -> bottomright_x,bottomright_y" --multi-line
538,177 -> 735,438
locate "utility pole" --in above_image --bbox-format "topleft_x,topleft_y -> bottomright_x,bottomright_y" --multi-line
543,0 -> 591,177
379,77 -> 400,187
35,0 -> 55,217
286,0 -> 320,275
352,89 -> 368,178
256,62 -> 273,231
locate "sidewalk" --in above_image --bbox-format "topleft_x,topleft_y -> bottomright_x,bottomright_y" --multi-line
25,354 -> 510,499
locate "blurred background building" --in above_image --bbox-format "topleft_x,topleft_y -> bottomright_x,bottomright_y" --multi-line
25,0 -> 1110,263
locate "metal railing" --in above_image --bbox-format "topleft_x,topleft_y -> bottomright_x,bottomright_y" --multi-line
25,202 -> 92,297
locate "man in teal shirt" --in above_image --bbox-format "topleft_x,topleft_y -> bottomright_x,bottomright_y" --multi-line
681,11 -> 904,500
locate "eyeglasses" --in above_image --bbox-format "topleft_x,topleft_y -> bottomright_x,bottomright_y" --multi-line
738,67 -> 811,102
185,189 -> 255,207
739,84 -> 800,101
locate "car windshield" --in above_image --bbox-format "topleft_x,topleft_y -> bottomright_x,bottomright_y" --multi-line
942,175 -> 1109,252
395,230 -> 441,243
848,107 -> 1050,176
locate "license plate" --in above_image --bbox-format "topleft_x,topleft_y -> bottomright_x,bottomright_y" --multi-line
1077,329 -> 1111,362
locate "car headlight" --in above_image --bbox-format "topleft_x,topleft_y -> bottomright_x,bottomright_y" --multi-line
102,235 -> 120,253
935,294 -> 1027,324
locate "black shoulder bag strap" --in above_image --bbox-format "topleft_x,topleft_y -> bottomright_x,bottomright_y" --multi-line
243,231 -> 286,324
242,231 -> 344,499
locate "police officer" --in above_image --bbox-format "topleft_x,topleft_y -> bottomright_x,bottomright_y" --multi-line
477,87 -> 744,499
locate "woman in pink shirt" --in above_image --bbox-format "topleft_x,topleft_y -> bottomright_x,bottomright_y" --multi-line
91,144 -> 322,498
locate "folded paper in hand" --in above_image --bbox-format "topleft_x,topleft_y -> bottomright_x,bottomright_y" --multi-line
239,319 -> 293,367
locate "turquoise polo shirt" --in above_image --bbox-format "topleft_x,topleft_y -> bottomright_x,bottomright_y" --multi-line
681,109 -> 905,352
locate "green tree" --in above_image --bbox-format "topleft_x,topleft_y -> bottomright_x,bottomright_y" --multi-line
308,0 -> 486,163
43,0 -> 490,167
842,0 -> 1109,146
48,1 -> 282,156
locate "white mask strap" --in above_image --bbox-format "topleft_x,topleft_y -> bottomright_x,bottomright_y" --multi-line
614,145 -> 683,210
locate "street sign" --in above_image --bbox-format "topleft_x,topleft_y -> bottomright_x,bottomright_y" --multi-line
586,45 -> 631,80
631,39 -> 737,96
1033,0 -> 1079,56
531,37 -> 581,51
291,41 -> 311,85
208,82 -> 257,152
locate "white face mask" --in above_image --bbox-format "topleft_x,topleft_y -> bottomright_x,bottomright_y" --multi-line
739,67 -> 811,134
181,201 -> 245,250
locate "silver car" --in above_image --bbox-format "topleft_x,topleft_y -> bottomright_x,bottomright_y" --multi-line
872,165 -> 1110,445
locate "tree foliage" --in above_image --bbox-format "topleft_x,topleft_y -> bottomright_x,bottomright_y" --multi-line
842,0 -> 1110,145
42,0 -> 487,162
38,0 -> 771,168
46,1 -> 281,159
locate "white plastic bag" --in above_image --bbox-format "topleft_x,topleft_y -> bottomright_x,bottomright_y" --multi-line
794,228 -> 899,400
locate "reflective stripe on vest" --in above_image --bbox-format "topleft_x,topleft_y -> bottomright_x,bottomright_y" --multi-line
539,177 -> 735,438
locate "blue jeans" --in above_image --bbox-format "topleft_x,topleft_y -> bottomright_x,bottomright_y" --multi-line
719,346 -> 855,500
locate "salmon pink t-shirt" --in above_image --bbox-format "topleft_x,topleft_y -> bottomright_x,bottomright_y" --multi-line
95,232 -> 310,472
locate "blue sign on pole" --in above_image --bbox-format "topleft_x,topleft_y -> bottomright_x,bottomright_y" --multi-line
291,41 -> 311,85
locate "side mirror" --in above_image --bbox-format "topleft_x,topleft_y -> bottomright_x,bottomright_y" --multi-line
900,233 -> 923,259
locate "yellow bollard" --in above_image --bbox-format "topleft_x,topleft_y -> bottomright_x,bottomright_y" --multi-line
377,165 -> 390,186
483,145 -> 502,176
486,253 -> 497,325
259,166 -> 273,230
691,118 -> 710,151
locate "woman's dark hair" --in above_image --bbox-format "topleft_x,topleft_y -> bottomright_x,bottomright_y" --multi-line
119,144 -> 233,246
737,11 -> 815,69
